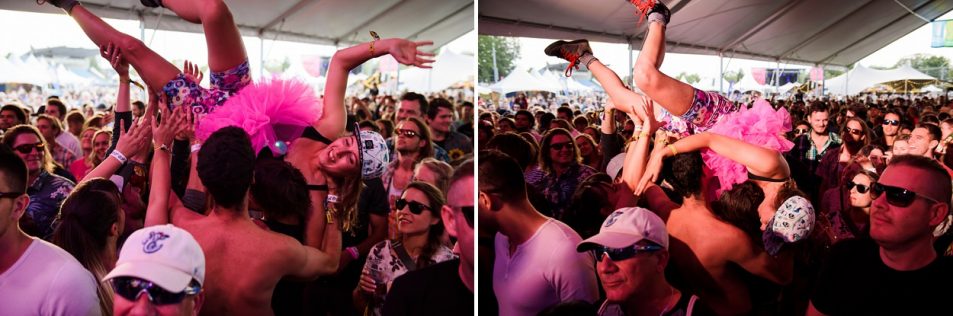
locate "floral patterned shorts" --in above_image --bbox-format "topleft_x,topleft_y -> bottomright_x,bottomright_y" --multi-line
161,60 -> 251,114
659,88 -> 738,136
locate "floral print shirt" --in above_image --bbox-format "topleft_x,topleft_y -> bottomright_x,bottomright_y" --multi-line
360,239 -> 455,316
26,171 -> 74,239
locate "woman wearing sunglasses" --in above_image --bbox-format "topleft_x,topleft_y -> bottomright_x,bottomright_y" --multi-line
527,128 -> 598,219
818,165 -> 879,248
354,181 -> 454,316
0,125 -> 76,239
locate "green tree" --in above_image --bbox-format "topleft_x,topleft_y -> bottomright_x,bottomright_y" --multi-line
723,69 -> 744,83
677,72 -> 701,84
263,57 -> 291,75
479,36 -> 520,83
894,54 -> 952,81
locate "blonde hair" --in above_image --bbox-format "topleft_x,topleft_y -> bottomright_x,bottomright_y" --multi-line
413,158 -> 453,194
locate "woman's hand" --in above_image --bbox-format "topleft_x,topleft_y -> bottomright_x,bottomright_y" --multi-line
114,114 -> 151,158
100,43 -> 128,77
183,60 -> 204,84
152,103 -> 186,149
387,39 -> 435,68
358,272 -> 377,296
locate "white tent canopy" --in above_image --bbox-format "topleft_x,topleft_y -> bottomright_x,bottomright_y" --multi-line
824,64 -> 937,95
489,67 -> 560,94
480,0 -> 953,67
399,49 -> 474,92
3,0 -> 473,50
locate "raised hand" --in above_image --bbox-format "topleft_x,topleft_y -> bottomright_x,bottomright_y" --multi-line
152,100 -> 186,148
100,43 -> 129,77
636,146 -> 667,194
174,107 -> 196,142
183,60 -> 204,84
114,114 -> 151,159
388,39 -> 435,68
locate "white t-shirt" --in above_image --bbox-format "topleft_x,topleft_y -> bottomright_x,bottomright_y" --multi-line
55,132 -> 83,158
0,238 -> 101,316
494,218 -> 599,316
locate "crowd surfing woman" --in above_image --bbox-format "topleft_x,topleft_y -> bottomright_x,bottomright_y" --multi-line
40,0 -> 432,243
353,181 -> 455,316
545,0 -> 793,193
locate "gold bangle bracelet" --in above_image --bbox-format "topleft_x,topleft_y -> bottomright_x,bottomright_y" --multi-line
668,144 -> 679,156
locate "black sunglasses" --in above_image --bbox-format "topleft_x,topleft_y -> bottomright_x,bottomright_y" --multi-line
870,182 -> 940,207
883,119 -> 901,126
846,181 -> 869,194
846,127 -> 863,136
0,191 -> 25,199
458,206 -> 473,227
550,142 -> 573,151
396,198 -> 432,215
13,142 -> 44,154
396,129 -> 419,138
111,276 -> 200,305
591,244 -> 663,261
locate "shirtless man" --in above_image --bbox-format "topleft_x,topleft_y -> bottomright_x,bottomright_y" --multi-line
648,152 -> 792,315
145,113 -> 342,315
615,97 -> 792,315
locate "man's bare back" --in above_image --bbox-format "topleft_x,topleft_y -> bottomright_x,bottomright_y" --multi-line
665,204 -> 773,316
176,209 -> 326,316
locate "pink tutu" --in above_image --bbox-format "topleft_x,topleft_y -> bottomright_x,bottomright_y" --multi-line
701,99 -> 793,196
196,77 -> 323,154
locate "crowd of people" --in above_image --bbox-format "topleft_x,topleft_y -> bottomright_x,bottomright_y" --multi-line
0,0 -> 474,315
478,2 -> 953,316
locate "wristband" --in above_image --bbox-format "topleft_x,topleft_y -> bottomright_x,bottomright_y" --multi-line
346,246 -> 360,260
110,150 -> 128,164
155,144 -> 171,153
668,144 -> 679,156
326,194 -> 340,204
190,144 -> 202,153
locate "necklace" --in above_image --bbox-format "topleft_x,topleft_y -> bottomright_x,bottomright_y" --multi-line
658,287 -> 676,316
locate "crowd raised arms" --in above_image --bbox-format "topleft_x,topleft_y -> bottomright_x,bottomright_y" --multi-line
0,0 -> 474,315
477,1 -> 953,315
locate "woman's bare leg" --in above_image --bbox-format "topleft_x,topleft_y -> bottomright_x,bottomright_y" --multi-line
67,5 -> 180,91
161,0 -> 247,72
587,59 -> 648,111
633,10 -> 694,116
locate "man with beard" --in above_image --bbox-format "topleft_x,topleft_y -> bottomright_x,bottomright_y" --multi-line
786,103 -> 840,203
426,98 -> 471,161
874,109 -> 903,150
382,117 -> 434,209
816,118 -> 871,199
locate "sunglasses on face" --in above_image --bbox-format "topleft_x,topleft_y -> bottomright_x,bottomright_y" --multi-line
13,142 -> 44,154
455,205 -> 474,228
591,244 -> 663,261
0,191 -> 25,199
111,277 -> 200,305
396,198 -> 432,215
847,127 -> 863,136
883,119 -> 900,126
396,129 -> 419,138
550,142 -> 573,151
870,182 -> 940,207
846,181 -> 870,193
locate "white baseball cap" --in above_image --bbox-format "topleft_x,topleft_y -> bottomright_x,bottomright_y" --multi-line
606,153 -> 626,179
577,207 -> 669,251
103,224 -> 205,292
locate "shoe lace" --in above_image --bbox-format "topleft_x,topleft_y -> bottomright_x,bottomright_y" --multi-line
562,49 -> 580,77
629,0 -> 657,24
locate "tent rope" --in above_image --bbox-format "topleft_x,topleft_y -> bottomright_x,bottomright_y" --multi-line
893,0 -> 930,23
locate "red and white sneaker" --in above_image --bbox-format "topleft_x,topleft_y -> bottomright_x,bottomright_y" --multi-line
544,39 -> 593,77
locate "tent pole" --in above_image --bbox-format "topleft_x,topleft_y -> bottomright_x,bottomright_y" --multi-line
628,40 -> 634,88
719,53 -> 724,94
138,15 -> 146,101
845,66 -> 849,97
259,36 -> 264,79
820,65 -> 825,99
775,60 -> 780,96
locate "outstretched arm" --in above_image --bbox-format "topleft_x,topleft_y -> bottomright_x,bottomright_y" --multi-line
637,132 -> 789,193
318,38 -> 434,139
145,106 -> 187,226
